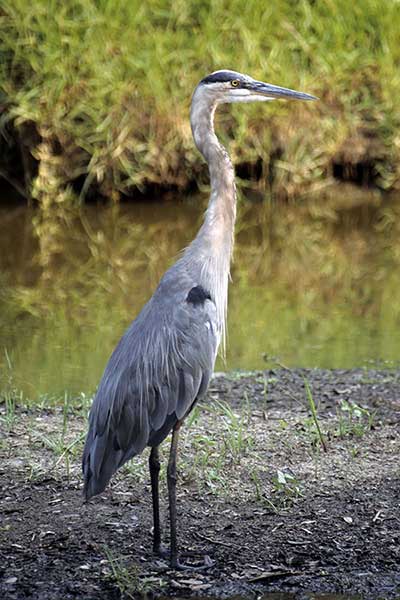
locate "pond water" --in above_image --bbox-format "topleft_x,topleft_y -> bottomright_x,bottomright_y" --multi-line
1,190 -> 400,398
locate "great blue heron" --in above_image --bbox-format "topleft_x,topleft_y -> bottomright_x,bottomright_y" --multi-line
82,70 -> 316,569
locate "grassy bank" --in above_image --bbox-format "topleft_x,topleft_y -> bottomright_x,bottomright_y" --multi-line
1,0 -> 400,205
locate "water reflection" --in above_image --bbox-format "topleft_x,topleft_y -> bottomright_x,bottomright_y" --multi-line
1,191 -> 400,397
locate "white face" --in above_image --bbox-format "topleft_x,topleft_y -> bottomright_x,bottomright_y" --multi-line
206,75 -> 274,104
219,83 -> 275,104
198,70 -> 317,105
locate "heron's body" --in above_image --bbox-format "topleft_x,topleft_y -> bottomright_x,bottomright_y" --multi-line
82,238 -> 228,497
82,70 -> 316,568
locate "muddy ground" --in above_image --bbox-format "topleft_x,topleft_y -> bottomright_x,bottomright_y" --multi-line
1,368 -> 400,600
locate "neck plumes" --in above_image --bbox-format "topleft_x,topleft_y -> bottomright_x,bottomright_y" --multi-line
186,88 -> 237,351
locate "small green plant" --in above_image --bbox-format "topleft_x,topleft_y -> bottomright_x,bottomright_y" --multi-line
38,431 -> 85,478
27,462 -> 45,481
181,424 -> 228,492
249,469 -> 279,512
304,378 -> 327,452
261,375 -> 278,399
185,403 -> 201,428
121,456 -> 147,482
271,468 -> 303,507
1,391 -> 17,431
0,349 -> 22,431
250,467 -> 303,511
336,401 -> 376,439
250,468 -> 263,502
211,399 -> 254,462
103,546 -> 158,599
35,396 -> 85,478
203,467 -> 228,491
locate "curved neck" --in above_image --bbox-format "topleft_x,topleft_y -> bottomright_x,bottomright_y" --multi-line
189,89 -> 236,252
184,87 -> 237,350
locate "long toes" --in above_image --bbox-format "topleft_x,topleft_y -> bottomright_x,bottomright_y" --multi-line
174,554 -> 215,571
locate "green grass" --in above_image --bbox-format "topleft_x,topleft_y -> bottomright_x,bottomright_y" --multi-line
0,349 -> 22,431
1,0 -> 400,208
103,546 -> 159,599
271,468 -> 303,506
0,372 -> 390,517
175,399 -> 256,493
304,378 -> 328,452
209,398 -> 254,462
250,466 -> 304,512
335,400 -> 376,439
0,376 -> 90,478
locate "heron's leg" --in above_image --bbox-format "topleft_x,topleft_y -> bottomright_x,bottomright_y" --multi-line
149,445 -> 162,554
167,421 -> 182,569
166,421 -> 214,571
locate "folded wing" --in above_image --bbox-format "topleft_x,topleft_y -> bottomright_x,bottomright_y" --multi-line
82,283 -> 218,500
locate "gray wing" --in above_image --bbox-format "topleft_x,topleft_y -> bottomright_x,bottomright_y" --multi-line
82,277 -> 218,500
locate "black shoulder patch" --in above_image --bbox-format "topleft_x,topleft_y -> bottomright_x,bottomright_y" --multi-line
186,286 -> 212,305
201,70 -> 240,85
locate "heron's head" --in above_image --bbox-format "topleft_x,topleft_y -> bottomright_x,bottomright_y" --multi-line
196,69 -> 317,104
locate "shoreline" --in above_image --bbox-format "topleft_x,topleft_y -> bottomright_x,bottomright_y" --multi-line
1,368 -> 400,599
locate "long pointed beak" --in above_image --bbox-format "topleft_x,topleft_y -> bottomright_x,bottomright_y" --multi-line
251,80 -> 317,101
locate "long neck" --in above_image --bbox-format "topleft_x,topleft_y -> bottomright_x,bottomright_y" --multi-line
190,94 -> 236,251
185,88 -> 237,350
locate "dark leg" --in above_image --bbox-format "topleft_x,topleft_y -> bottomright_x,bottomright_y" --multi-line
166,422 -> 214,571
149,445 -> 162,554
167,422 -> 181,569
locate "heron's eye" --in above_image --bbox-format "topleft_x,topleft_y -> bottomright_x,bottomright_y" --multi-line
231,80 -> 240,88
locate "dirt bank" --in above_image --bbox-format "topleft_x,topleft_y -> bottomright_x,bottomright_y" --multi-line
1,368 -> 400,599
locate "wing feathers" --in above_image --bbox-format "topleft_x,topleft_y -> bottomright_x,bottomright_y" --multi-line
149,386 -> 168,430
82,288 -> 218,500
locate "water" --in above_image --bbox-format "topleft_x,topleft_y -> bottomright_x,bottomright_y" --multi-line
1,191 -> 400,398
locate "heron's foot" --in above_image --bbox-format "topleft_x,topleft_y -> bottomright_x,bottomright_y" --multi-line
171,553 -> 215,571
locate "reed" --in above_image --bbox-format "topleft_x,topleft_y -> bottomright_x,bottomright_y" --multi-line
1,0 -> 400,203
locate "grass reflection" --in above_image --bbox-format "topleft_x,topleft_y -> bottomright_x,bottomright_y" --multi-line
1,191 -> 400,398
